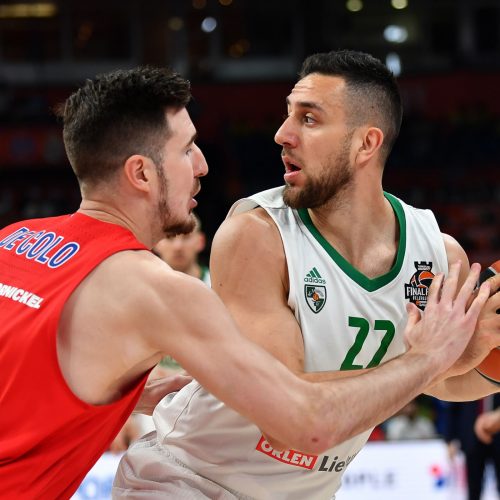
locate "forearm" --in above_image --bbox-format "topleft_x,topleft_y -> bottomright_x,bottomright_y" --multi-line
309,350 -> 446,451
425,369 -> 500,401
301,368 -> 371,382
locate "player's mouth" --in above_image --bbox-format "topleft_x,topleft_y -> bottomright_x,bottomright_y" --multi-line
190,184 -> 201,208
282,155 -> 302,182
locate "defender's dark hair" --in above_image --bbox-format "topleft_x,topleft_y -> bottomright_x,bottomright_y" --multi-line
56,66 -> 191,186
300,50 -> 403,161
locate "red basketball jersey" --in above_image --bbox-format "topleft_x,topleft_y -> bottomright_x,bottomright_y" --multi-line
0,213 -> 149,499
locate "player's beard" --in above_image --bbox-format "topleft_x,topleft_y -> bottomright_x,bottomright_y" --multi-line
283,133 -> 354,210
156,165 -> 196,236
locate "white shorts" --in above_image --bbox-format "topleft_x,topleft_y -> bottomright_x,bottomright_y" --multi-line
112,432 -> 251,499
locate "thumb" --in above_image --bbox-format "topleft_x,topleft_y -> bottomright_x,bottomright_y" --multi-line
403,303 -> 422,349
487,273 -> 500,296
405,302 -> 422,331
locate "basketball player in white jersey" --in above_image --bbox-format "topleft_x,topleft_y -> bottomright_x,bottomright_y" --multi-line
113,51 -> 500,499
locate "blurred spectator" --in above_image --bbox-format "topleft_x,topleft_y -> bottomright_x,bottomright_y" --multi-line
153,213 -> 210,286
443,395 -> 500,500
475,407 -> 500,445
385,398 -> 436,441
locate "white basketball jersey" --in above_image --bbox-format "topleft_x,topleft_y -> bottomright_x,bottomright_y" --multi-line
149,187 -> 448,500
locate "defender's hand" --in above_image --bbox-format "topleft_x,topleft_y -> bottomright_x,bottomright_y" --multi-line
404,262 -> 490,377
134,373 -> 192,415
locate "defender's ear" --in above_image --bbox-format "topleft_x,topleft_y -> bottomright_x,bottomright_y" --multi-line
123,155 -> 155,193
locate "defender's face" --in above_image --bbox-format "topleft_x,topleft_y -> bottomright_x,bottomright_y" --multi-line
154,230 -> 204,273
274,74 -> 355,208
155,108 -> 208,236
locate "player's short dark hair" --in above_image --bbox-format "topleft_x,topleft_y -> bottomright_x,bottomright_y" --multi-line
300,50 -> 403,161
56,66 -> 191,186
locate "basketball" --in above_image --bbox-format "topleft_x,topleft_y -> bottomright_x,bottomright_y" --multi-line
474,260 -> 500,385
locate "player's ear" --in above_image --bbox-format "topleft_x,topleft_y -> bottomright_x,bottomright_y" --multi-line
123,155 -> 153,193
355,126 -> 384,166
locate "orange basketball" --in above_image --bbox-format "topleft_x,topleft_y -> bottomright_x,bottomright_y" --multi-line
475,260 -> 500,385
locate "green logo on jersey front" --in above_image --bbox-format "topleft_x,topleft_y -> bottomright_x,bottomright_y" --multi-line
304,267 -> 326,284
304,268 -> 327,313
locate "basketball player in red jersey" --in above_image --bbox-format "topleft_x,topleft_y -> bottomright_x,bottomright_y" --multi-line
0,67 -> 492,499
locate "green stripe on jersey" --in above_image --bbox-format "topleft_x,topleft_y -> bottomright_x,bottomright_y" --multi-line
297,192 -> 406,292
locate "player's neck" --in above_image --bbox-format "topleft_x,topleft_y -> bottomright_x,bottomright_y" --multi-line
307,187 -> 399,278
78,199 -> 153,249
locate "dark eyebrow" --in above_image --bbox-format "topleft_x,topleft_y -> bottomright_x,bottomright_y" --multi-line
185,132 -> 198,149
285,97 -> 325,114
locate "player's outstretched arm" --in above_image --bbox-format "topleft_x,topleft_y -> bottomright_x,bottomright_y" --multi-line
73,235 -> 487,454
62,224 -> 491,454
140,263 -> 481,453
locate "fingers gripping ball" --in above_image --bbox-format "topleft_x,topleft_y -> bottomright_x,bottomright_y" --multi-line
475,260 -> 500,385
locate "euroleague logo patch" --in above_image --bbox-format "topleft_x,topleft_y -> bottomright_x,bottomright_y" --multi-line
404,261 -> 435,310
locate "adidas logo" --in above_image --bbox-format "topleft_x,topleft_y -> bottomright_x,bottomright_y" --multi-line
304,267 -> 326,284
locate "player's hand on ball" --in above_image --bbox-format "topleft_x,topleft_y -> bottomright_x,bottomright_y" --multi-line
404,262 -> 490,378
475,263 -> 500,348
472,261 -> 500,383
442,273 -> 500,379
444,261 -> 500,380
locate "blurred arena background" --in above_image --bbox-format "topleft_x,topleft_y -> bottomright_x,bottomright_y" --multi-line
0,0 -> 499,267
0,1 -> 499,498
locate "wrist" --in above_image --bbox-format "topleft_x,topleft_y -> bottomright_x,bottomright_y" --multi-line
401,349 -> 449,385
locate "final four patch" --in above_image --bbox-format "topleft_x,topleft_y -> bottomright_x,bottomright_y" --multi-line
404,261 -> 435,310
304,267 -> 327,313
